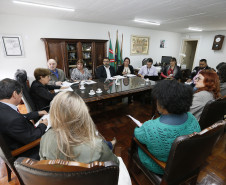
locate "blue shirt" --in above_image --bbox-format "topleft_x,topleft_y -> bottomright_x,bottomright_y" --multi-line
50,69 -> 59,80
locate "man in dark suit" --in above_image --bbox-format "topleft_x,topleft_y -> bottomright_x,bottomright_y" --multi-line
95,57 -> 116,79
187,59 -> 211,83
0,78 -> 48,159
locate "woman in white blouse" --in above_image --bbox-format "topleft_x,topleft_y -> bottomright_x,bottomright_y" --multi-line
117,57 -> 134,76
71,60 -> 92,81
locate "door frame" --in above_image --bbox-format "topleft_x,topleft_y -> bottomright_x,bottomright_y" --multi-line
179,38 -> 199,70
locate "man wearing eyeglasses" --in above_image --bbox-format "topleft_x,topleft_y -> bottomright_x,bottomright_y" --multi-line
186,59 -> 211,85
138,58 -> 158,78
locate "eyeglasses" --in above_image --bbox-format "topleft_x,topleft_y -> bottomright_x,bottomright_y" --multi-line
195,77 -> 202,81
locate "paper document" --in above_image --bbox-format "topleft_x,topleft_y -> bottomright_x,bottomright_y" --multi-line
127,115 -> 142,127
54,87 -> 73,93
85,80 -> 97,85
126,74 -> 136,77
62,81 -> 79,87
110,75 -> 126,80
35,114 -> 51,132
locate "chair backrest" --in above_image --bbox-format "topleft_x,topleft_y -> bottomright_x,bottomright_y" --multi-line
0,134 -> 15,171
142,58 -> 149,66
14,157 -> 119,185
199,97 -> 226,129
163,121 -> 225,185
0,134 -> 24,184
15,69 -> 37,112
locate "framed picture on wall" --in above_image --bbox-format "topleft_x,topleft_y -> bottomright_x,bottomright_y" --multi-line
130,35 -> 149,55
2,36 -> 24,56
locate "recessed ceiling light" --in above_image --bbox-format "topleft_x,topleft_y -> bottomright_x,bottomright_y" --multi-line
13,0 -> 75,12
188,27 -> 203,32
134,19 -> 160,26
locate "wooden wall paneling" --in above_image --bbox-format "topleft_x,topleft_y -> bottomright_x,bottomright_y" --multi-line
95,42 -> 106,67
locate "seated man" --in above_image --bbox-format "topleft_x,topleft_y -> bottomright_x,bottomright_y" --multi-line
138,58 -> 158,78
95,57 -> 116,79
47,59 -> 67,85
186,59 -> 211,85
0,78 -> 48,159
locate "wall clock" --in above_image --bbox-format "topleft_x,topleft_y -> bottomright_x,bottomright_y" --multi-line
212,35 -> 224,50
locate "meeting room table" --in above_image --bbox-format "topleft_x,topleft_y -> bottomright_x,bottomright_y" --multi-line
70,76 -> 156,103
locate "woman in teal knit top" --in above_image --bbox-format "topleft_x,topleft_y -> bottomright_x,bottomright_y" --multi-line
134,79 -> 201,175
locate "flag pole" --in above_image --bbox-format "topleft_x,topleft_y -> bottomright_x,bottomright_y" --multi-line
121,33 -> 123,65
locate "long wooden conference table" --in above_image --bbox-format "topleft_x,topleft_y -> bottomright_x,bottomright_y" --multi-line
70,76 -> 156,103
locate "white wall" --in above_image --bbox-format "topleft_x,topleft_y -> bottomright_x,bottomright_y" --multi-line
181,31 -> 226,69
0,14 -> 181,80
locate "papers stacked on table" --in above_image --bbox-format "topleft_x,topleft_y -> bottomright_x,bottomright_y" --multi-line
35,114 -> 51,132
126,74 -> 136,77
110,75 -> 126,80
62,81 -> 79,86
85,80 -> 97,85
54,87 -> 73,93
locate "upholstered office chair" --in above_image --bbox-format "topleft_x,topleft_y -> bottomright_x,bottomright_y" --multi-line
199,96 -> 226,130
129,121 -> 225,185
15,69 -> 37,112
142,58 -> 148,66
14,157 -> 119,185
0,135 -> 41,185
180,69 -> 191,83
15,69 -> 50,112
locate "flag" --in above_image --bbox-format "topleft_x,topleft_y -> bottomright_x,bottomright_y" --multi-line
115,31 -> 121,71
108,39 -> 115,68
120,33 -> 123,65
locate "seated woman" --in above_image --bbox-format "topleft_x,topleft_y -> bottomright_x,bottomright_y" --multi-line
134,79 -> 201,175
71,60 -> 92,81
190,69 -> 220,120
30,68 -> 67,110
117,57 -> 134,76
161,57 -> 181,80
39,91 -> 119,164
218,64 -> 226,96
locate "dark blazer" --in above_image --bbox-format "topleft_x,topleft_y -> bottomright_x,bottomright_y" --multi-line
190,66 -> 211,79
30,80 -> 60,110
0,102 -> 47,152
95,65 -> 116,79
162,65 -> 181,80
116,65 -> 134,75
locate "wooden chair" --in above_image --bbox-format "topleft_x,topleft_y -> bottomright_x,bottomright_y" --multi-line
14,157 -> 119,185
129,121 -> 225,185
199,96 -> 226,130
0,135 -> 40,185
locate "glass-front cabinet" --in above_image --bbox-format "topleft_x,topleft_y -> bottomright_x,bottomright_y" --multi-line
67,43 -> 77,68
41,38 -> 107,78
82,43 -> 92,71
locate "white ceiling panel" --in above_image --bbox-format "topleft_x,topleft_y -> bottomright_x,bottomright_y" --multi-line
0,0 -> 226,33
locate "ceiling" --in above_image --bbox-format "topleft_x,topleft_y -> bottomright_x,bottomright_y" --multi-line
1,0 -> 226,33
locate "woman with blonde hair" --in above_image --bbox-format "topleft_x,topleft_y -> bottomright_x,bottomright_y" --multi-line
39,91 -> 118,164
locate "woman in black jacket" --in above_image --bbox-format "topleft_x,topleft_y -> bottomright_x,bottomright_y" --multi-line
117,57 -> 134,76
30,68 -> 67,110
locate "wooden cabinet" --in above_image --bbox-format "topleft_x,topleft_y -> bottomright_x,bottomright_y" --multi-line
41,38 -> 108,77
